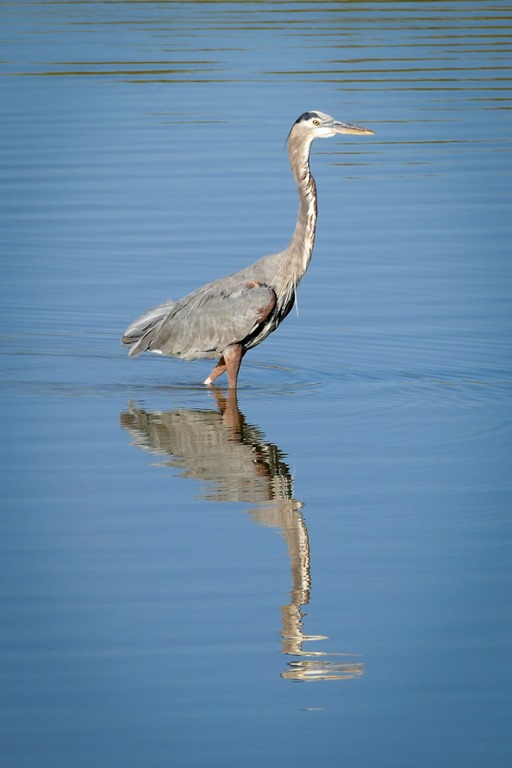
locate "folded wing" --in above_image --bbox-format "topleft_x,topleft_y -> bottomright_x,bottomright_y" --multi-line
122,280 -> 276,360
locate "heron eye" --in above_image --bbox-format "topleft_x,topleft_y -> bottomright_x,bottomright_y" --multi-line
312,119 -> 320,126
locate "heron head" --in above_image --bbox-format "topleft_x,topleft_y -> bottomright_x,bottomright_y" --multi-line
291,110 -> 375,139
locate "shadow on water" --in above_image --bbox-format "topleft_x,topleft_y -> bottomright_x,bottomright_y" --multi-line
120,389 -> 363,682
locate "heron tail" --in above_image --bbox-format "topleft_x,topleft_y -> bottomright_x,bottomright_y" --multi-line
122,301 -> 176,357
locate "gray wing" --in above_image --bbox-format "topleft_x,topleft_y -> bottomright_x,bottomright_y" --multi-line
150,280 -> 277,360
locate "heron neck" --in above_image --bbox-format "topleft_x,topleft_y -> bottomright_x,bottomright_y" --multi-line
287,134 -> 317,280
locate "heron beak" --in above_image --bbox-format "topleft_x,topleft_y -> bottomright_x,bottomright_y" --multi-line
332,121 -> 375,136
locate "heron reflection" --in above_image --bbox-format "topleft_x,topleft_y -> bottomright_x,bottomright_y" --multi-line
120,391 -> 363,682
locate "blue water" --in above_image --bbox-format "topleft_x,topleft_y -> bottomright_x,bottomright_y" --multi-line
1,2 -> 511,766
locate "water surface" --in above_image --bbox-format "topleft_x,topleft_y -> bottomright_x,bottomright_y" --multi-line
1,2 -> 511,767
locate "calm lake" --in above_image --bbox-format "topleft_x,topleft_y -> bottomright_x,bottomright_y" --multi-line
1,1 -> 511,766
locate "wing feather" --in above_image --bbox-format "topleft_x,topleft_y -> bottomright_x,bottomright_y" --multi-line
150,281 -> 276,360
122,300 -> 177,358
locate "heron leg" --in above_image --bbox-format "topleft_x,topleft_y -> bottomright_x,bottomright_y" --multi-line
224,344 -> 244,389
204,345 -> 244,388
204,355 -> 227,386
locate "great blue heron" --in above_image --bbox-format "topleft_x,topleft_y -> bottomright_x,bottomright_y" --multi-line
122,110 -> 374,388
